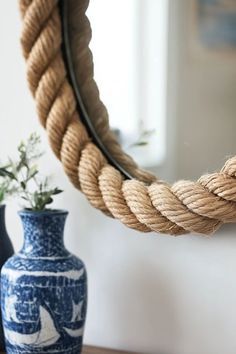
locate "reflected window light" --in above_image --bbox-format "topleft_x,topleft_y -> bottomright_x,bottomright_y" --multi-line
87,0 -> 169,168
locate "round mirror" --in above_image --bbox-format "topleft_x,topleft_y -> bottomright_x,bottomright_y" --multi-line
21,0 -> 236,236
62,0 -> 236,183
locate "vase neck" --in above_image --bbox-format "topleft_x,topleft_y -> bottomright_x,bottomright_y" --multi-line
19,211 -> 69,258
0,205 -> 7,234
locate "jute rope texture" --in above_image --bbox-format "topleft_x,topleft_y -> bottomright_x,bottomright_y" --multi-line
19,0 -> 236,236
65,0 -> 157,183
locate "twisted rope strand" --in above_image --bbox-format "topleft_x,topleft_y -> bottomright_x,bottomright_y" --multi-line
67,0 -> 157,184
19,0 -> 236,236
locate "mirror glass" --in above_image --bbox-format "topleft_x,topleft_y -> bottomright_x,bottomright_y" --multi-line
68,0 -> 236,182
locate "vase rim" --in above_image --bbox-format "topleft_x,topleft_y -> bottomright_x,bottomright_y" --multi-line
18,209 -> 68,217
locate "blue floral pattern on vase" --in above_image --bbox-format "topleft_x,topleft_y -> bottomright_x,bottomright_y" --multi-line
1,210 -> 87,354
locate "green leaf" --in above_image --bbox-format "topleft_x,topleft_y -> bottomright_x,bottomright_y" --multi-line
21,196 -> 28,201
0,190 -> 4,203
26,166 -> 38,182
45,197 -> 53,205
52,188 -> 63,195
21,181 -> 26,190
0,168 -> 16,180
130,141 -> 148,148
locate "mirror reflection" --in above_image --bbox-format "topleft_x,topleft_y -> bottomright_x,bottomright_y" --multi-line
69,0 -> 236,182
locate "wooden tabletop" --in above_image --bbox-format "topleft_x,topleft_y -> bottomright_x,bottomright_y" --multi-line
83,346 -> 139,354
1,345 -> 139,354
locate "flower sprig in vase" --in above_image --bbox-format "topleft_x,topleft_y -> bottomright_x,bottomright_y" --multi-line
1,133 -> 87,354
0,133 -> 62,211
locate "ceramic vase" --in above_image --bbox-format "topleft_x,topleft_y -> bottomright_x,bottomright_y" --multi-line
1,209 -> 87,354
0,205 -> 14,352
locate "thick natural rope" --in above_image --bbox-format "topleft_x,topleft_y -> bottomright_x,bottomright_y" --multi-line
66,0 -> 156,183
19,0 -> 236,236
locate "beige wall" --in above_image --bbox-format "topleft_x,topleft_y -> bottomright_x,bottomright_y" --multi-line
1,2 -> 236,354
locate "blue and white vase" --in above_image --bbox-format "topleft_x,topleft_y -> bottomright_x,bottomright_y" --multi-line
0,204 -> 14,351
1,209 -> 87,354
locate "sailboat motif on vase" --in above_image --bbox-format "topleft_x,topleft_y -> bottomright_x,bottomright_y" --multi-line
1,209 -> 87,354
4,298 -> 85,348
4,306 -> 60,348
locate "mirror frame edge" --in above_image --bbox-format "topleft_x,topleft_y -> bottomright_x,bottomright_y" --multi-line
18,0 -> 236,237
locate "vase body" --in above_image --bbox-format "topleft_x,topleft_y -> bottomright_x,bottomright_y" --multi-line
1,210 -> 87,354
0,205 -> 14,352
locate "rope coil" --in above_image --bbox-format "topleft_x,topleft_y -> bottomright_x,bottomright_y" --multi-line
19,0 -> 236,236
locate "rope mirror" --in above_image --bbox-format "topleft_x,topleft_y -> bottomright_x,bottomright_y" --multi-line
19,0 -> 236,236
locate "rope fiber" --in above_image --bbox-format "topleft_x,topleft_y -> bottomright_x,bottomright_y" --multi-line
19,0 -> 236,236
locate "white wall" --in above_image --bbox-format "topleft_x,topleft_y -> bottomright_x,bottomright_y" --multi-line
1,2 -> 236,354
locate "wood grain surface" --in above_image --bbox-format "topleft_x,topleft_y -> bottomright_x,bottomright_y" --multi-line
83,346 -> 139,353
1,346 -> 139,354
